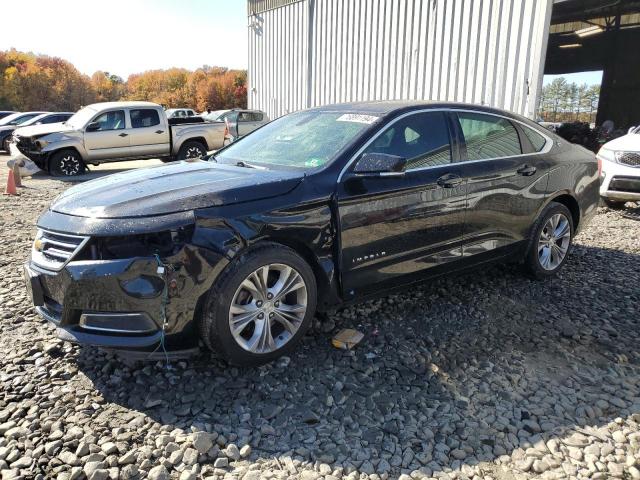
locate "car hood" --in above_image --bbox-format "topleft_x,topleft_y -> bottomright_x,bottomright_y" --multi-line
14,122 -> 74,138
602,133 -> 640,152
50,160 -> 304,219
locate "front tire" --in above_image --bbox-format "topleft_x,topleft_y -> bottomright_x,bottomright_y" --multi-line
201,243 -> 317,366
524,202 -> 574,279
2,135 -> 10,153
49,150 -> 86,177
177,141 -> 207,160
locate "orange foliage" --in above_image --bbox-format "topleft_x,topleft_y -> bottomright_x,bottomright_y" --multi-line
125,66 -> 247,111
0,49 -> 96,110
0,49 -> 247,112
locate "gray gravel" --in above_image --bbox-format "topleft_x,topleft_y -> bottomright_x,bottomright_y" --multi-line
1,170 -> 640,480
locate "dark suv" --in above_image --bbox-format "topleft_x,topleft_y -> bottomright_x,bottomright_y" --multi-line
24,101 -> 599,365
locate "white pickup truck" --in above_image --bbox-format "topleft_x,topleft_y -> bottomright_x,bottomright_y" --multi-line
13,101 -> 226,176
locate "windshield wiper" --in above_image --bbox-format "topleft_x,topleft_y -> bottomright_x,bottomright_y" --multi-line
236,161 -> 256,169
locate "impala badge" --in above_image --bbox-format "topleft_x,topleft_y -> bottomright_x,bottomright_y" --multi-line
352,251 -> 386,264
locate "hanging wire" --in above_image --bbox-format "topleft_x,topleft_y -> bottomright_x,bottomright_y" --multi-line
144,254 -> 171,368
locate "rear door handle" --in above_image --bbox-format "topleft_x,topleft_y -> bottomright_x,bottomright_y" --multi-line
118,133 -> 129,137
155,130 -> 164,134
437,173 -> 463,188
517,165 -> 537,176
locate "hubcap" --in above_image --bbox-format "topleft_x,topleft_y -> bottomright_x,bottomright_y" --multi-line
229,263 -> 308,354
538,213 -> 571,271
185,146 -> 203,158
59,156 -> 81,176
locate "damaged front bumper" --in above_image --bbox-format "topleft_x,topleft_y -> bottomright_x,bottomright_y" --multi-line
13,135 -> 49,169
26,258 -> 168,349
24,219 -> 229,352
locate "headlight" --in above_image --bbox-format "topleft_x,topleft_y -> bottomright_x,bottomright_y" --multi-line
597,147 -> 616,163
34,139 -> 48,150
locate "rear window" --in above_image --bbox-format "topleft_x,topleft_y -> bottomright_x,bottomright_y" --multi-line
457,112 -> 522,160
522,126 -> 547,152
131,109 -> 160,128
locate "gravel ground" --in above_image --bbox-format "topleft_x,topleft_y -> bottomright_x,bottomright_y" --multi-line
1,170 -> 640,480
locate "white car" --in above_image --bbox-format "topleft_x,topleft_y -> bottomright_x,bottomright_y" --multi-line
597,126 -> 640,208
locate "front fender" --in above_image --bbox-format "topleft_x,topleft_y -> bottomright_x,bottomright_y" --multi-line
41,131 -> 88,160
192,190 -> 340,310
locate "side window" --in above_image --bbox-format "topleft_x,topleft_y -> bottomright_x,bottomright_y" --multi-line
522,126 -> 547,152
362,111 -> 452,169
457,112 -> 522,160
238,112 -> 251,122
91,110 -> 125,131
187,110 -> 194,117
252,112 -> 264,122
130,109 -> 160,128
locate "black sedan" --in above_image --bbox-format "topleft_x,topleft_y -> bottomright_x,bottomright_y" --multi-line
24,101 -> 599,365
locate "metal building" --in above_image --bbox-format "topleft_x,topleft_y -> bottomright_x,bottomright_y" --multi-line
247,0 -> 553,120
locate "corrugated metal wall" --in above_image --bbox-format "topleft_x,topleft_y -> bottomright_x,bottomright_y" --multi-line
248,0 -> 553,120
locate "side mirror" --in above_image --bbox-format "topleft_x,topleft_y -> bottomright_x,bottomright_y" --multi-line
353,152 -> 406,176
86,122 -> 101,132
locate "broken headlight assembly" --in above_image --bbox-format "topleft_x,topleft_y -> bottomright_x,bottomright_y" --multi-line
79,226 -> 195,261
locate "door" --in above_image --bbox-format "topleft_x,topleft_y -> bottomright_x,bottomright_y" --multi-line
83,109 -> 131,160
128,108 -> 170,157
337,111 -> 468,296
452,111 -> 551,257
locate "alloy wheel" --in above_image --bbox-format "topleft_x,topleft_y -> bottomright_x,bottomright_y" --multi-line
58,155 -> 82,176
538,213 -> 571,271
228,263 -> 308,354
185,146 -> 204,158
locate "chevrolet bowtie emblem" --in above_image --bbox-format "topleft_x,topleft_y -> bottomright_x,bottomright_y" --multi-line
33,239 -> 43,252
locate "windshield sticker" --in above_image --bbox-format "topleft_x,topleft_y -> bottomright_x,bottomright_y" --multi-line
304,158 -> 323,167
336,113 -> 379,124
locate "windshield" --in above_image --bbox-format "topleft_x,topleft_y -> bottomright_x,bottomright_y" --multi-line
66,106 -> 97,129
1,113 -> 42,126
205,110 -> 229,121
215,110 -> 377,169
0,113 -> 23,126
21,114 -> 49,126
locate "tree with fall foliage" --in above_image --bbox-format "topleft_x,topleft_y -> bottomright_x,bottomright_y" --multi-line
0,49 -> 247,112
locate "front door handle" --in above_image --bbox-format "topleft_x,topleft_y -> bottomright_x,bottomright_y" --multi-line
118,133 -> 129,137
437,173 -> 463,188
517,165 -> 537,176
155,130 -> 164,134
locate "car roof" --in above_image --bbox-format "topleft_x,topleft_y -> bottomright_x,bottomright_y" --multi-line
86,101 -> 159,110
308,100 -> 522,119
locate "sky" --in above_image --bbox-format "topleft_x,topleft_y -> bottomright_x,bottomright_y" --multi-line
0,0 -> 248,79
543,71 -> 603,86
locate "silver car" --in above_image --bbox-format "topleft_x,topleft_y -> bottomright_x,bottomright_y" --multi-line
203,109 -> 270,139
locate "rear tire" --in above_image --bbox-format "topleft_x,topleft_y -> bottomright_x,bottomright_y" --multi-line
603,198 -> 626,210
524,202 -> 574,279
48,150 -> 86,177
200,243 -> 317,366
177,141 -> 207,160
